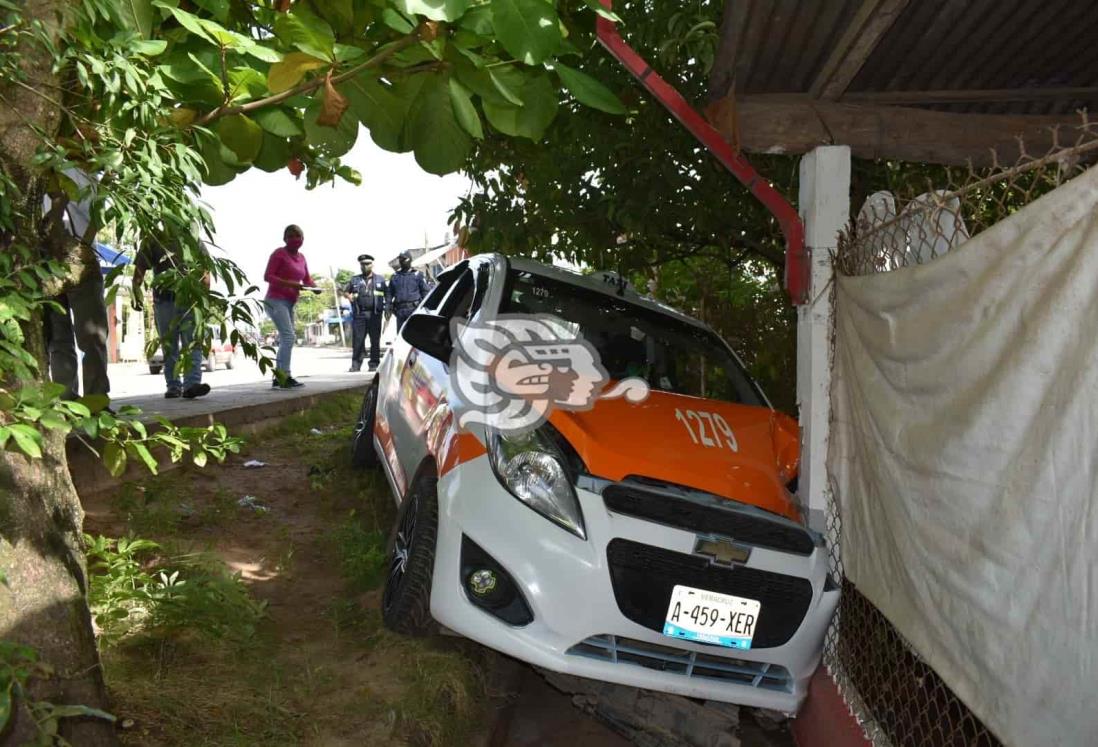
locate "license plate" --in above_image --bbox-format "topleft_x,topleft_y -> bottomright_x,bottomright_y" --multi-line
662,584 -> 761,650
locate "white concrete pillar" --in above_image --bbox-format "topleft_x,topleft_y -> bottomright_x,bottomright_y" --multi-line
796,146 -> 850,532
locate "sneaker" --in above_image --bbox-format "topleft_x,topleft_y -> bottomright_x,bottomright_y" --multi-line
284,377 -> 305,389
367,362 -> 378,371
182,383 -> 211,399
348,366 -> 361,373
165,387 -> 182,399
272,378 -> 281,388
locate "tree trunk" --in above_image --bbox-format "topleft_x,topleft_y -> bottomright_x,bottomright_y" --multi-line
0,2 -> 117,744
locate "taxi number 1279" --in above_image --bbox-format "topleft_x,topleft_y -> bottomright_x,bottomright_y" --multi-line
674,408 -> 738,452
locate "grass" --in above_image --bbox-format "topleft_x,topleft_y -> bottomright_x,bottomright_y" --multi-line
333,510 -> 389,592
93,390 -> 500,746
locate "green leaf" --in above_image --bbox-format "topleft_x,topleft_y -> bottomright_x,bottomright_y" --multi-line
156,3 -> 215,44
380,8 -> 415,33
129,443 -> 159,474
8,424 -> 42,459
119,0 -> 154,38
198,135 -> 244,185
274,9 -> 336,61
79,393 -> 110,414
405,75 -> 472,175
448,78 -> 483,139
581,0 -> 622,22
553,61 -> 627,114
216,115 -> 263,163
397,0 -> 470,22
254,108 -> 303,138
193,449 -> 208,468
131,39 -> 167,56
267,51 -> 328,94
458,5 -> 493,35
103,443 -> 127,477
334,43 -> 366,63
253,133 -> 292,173
38,412 -> 71,435
488,67 -> 524,105
482,71 -> 558,141
490,0 -> 561,65
304,99 -> 358,157
342,74 -> 413,153
315,0 -> 354,32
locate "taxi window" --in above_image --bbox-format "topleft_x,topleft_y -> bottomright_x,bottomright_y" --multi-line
502,270 -> 764,406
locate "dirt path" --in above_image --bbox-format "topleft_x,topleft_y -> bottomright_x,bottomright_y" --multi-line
81,394 -> 629,746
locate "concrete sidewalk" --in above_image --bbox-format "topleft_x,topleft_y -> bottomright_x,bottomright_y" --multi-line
112,372 -> 373,427
71,356 -> 374,494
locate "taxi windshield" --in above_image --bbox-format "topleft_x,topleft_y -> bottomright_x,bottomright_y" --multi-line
501,270 -> 765,407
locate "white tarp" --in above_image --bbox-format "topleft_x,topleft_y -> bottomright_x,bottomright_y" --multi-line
830,165 -> 1098,747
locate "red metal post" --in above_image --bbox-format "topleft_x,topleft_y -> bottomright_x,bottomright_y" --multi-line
594,3 -> 809,304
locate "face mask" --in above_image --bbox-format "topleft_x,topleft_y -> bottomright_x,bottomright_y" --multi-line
399,258 -> 411,270
285,236 -> 304,251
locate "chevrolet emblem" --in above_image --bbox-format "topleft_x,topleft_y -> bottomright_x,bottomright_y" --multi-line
694,535 -> 751,566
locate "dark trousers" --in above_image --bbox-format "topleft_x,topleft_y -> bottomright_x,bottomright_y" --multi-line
45,272 -> 110,399
351,313 -> 382,369
394,306 -> 415,331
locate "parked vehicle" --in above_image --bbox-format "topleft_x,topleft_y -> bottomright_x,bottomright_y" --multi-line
148,328 -> 238,375
350,254 -> 837,713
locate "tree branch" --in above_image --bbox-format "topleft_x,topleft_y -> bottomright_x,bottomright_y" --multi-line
193,30 -> 423,127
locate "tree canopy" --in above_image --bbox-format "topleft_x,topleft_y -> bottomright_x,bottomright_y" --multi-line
0,1 -> 629,742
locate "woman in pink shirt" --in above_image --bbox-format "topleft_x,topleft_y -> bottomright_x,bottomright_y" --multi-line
263,224 -> 318,388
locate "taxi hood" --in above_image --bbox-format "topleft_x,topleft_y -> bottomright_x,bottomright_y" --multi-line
548,390 -> 802,522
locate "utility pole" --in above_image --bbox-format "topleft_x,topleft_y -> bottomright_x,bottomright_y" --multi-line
329,266 -> 346,347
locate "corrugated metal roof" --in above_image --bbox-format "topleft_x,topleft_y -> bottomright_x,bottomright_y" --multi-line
710,0 -> 1098,116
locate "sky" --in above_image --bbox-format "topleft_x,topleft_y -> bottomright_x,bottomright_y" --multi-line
200,129 -> 471,289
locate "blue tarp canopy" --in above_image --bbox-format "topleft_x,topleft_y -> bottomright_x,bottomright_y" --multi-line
95,242 -> 129,275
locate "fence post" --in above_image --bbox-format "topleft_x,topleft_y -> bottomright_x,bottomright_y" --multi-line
796,146 -> 850,531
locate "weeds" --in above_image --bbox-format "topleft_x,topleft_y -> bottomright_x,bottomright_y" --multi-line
85,535 -> 266,647
376,634 -> 491,747
333,511 -> 388,592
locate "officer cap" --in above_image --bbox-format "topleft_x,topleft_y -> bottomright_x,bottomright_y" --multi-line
399,250 -> 412,260
357,254 -> 374,262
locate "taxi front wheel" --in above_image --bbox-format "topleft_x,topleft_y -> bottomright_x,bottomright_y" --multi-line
350,380 -> 379,469
381,470 -> 439,636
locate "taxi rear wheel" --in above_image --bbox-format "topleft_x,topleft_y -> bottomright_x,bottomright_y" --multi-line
350,380 -> 379,469
381,470 -> 438,636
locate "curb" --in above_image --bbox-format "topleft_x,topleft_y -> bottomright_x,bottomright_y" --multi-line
68,382 -> 370,495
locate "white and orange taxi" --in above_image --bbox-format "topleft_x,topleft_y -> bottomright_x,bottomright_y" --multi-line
351,254 -> 838,713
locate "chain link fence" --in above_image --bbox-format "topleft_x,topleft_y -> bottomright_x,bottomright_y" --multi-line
823,116 -> 1098,747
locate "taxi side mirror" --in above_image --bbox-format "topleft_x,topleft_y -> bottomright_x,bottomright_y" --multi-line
401,312 -> 452,363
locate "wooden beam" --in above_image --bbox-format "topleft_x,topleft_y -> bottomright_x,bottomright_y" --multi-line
809,0 -> 910,100
841,86 -> 1098,106
705,95 -> 1088,166
737,87 -> 1098,106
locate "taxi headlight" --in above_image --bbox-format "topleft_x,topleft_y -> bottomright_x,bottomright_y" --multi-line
486,426 -> 586,540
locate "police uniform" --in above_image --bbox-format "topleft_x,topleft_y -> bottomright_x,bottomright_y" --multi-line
388,252 -> 430,330
344,254 -> 389,370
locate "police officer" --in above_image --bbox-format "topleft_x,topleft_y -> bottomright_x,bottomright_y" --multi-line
388,250 -> 429,330
343,254 -> 389,371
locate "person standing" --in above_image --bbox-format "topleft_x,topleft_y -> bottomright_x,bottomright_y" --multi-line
388,250 -> 429,330
343,254 -> 389,372
263,224 -> 319,389
132,234 -> 211,399
43,168 -> 111,400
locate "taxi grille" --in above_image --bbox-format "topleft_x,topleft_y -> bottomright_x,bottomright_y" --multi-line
606,539 -> 812,649
602,482 -> 816,556
567,634 -> 793,692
